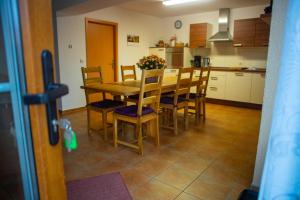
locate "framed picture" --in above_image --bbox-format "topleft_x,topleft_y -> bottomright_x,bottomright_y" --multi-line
127,34 -> 139,46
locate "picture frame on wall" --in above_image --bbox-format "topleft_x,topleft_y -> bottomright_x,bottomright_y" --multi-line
127,34 -> 139,46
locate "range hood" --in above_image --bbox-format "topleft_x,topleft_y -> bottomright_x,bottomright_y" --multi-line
208,8 -> 232,42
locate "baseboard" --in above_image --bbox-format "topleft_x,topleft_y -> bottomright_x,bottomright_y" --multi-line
59,106 -> 86,115
206,98 -> 262,109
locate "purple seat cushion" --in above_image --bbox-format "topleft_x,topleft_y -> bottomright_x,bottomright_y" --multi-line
127,94 -> 139,100
90,99 -> 124,109
115,105 -> 153,117
160,96 -> 187,105
67,172 -> 132,200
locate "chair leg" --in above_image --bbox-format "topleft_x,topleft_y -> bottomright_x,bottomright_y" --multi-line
102,112 -> 108,141
195,98 -> 199,120
87,109 -> 91,134
155,117 -> 160,146
136,122 -> 143,155
113,115 -> 118,148
173,108 -> 178,135
184,104 -> 189,130
202,98 -> 206,121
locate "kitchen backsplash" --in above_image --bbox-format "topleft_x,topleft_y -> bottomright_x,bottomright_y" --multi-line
191,42 -> 268,68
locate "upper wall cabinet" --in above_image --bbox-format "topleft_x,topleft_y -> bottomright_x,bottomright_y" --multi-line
189,23 -> 212,48
233,18 -> 270,47
254,19 -> 270,47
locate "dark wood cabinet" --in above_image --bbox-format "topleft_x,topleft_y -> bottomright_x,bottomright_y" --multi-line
255,19 -> 270,47
233,18 -> 270,47
189,23 -> 211,48
233,18 -> 256,47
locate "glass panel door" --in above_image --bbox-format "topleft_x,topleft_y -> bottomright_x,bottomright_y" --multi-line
0,0 -> 38,199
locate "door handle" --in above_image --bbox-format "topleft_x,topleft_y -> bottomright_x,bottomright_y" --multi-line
23,50 -> 69,145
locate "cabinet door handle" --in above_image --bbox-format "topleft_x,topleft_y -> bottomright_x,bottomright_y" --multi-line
209,87 -> 218,91
211,77 -> 218,80
235,72 -> 244,76
233,43 -> 243,47
158,49 -> 164,51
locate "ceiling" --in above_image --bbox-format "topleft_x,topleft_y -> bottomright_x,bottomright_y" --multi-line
55,0 -> 270,17
119,0 -> 270,18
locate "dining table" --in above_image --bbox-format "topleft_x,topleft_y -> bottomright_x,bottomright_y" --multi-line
80,76 -> 199,138
80,76 -> 199,97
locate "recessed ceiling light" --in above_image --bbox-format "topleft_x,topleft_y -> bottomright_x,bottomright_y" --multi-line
162,0 -> 199,6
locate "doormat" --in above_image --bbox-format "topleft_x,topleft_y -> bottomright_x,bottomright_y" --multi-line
67,172 -> 132,200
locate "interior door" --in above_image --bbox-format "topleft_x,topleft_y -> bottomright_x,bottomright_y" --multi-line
86,18 -> 117,83
18,0 -> 67,199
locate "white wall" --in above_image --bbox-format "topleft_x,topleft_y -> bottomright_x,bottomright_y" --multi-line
252,0 -> 289,187
57,7 -> 162,110
160,5 -> 268,67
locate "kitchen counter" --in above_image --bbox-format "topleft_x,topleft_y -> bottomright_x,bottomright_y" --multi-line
210,66 -> 266,73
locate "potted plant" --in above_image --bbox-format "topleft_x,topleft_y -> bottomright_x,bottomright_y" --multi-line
137,55 -> 166,83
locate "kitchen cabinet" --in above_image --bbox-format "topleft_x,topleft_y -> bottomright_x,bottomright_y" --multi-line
233,18 -> 256,47
250,73 -> 265,104
206,71 -> 226,99
149,47 -> 192,68
149,47 -> 166,59
233,18 -> 270,47
189,23 -> 212,48
225,72 -> 252,102
206,70 -> 265,104
255,19 -> 270,47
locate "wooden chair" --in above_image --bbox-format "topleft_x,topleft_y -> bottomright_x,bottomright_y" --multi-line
81,66 -> 125,140
121,65 -> 139,103
188,67 -> 211,121
160,68 -> 194,135
121,65 -> 137,81
113,69 -> 164,155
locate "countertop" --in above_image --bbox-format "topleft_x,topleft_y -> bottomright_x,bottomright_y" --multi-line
210,66 -> 266,73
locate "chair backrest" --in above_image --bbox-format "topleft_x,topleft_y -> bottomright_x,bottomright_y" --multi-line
121,65 -> 136,81
137,69 -> 164,116
174,67 -> 194,104
81,66 -> 105,104
196,67 -> 211,97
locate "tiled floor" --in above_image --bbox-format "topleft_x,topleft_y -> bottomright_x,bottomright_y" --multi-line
62,103 -> 261,200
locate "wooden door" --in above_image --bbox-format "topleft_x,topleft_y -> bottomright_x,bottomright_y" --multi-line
233,18 -> 256,47
85,18 -> 118,83
19,0 -> 67,199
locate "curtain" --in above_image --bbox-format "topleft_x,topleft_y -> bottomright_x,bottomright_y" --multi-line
259,0 -> 300,199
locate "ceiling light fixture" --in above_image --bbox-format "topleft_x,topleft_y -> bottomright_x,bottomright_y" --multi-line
162,0 -> 199,6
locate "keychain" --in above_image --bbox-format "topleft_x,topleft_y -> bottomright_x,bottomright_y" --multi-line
52,119 -> 78,152
64,126 -> 78,152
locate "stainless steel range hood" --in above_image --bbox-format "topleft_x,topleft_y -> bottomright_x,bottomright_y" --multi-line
208,8 -> 232,42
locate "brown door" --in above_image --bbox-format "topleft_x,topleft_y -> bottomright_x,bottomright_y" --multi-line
85,18 -> 118,83
19,0 -> 67,199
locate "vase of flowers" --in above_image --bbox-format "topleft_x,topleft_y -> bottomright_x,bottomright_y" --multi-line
137,55 -> 166,83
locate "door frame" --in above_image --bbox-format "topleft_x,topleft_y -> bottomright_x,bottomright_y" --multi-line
85,18 -> 119,81
19,0 -> 67,199
0,0 -> 39,199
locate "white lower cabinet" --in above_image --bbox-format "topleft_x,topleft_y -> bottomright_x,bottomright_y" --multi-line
224,72 -> 252,102
206,70 -> 265,104
206,71 -> 226,99
250,73 -> 265,104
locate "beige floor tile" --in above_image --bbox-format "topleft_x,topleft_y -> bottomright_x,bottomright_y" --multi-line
176,192 -> 201,200
155,165 -> 198,190
185,178 -> 232,200
133,179 -> 181,200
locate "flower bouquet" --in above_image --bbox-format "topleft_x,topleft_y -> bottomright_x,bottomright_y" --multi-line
136,55 -> 166,70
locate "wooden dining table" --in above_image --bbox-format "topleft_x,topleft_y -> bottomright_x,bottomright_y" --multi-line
80,76 -> 199,138
80,76 -> 199,97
